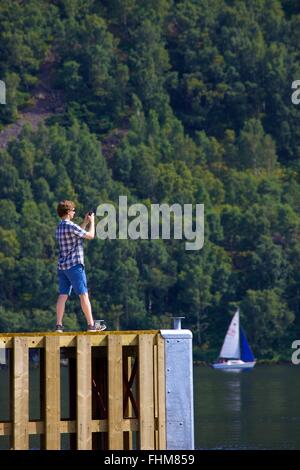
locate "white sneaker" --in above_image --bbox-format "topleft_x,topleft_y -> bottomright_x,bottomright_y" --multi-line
94,320 -> 107,331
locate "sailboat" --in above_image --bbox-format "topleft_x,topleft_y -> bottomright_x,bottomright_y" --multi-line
212,309 -> 256,370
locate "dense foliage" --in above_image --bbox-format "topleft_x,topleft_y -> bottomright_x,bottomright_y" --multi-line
1,0 -> 300,358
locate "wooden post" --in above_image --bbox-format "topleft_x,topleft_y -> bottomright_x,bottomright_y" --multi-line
157,334 -> 166,449
68,351 -> 77,450
45,336 -> 60,450
108,335 -> 123,450
13,337 -> 29,450
77,336 -> 92,450
39,348 -> 45,449
123,352 -> 133,450
138,334 -> 155,450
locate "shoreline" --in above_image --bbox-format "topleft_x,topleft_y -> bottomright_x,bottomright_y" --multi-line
193,359 -> 293,366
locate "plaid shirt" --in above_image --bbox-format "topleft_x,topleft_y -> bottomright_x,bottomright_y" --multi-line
56,220 -> 87,270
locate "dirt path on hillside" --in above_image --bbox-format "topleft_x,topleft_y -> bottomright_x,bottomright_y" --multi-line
0,52 -> 128,159
0,52 -> 64,149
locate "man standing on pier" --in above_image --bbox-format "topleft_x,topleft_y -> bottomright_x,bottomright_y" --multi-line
55,200 -> 105,332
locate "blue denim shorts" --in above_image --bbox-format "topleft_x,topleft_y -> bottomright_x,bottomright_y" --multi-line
58,264 -> 88,296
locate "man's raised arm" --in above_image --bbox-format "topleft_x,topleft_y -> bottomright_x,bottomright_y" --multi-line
83,213 -> 95,240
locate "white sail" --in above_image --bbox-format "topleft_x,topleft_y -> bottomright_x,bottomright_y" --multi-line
219,310 -> 240,359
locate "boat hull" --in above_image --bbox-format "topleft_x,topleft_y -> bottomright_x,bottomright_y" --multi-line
212,360 -> 256,370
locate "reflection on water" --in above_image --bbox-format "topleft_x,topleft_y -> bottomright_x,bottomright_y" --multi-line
194,365 -> 300,450
224,374 -> 241,445
225,375 -> 241,413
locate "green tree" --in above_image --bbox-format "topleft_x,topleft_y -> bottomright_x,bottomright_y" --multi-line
237,118 -> 277,172
240,289 -> 294,357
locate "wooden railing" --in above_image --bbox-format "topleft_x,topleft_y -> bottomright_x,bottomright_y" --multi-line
0,331 -> 166,450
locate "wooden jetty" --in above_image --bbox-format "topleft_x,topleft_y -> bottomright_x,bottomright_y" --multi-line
0,331 -> 166,450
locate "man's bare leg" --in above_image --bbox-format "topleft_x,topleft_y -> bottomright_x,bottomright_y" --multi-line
79,293 -> 94,325
56,294 -> 68,325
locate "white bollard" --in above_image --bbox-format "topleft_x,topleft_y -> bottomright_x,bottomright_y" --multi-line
160,317 -> 194,450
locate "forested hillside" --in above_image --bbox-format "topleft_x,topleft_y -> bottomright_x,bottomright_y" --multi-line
1,0 -> 300,359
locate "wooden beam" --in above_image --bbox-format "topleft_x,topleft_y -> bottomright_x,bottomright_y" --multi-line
77,335 -> 92,450
12,337 -> 29,450
0,422 -> 11,436
60,420 -> 76,433
0,332 -> 147,348
108,335 -> 123,449
0,418 -> 139,436
138,334 -> 155,450
45,336 -> 60,449
28,421 -> 44,434
26,337 -> 45,348
0,338 -> 12,348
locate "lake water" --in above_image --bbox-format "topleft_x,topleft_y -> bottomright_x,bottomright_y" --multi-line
194,364 -> 300,450
1,363 -> 299,449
